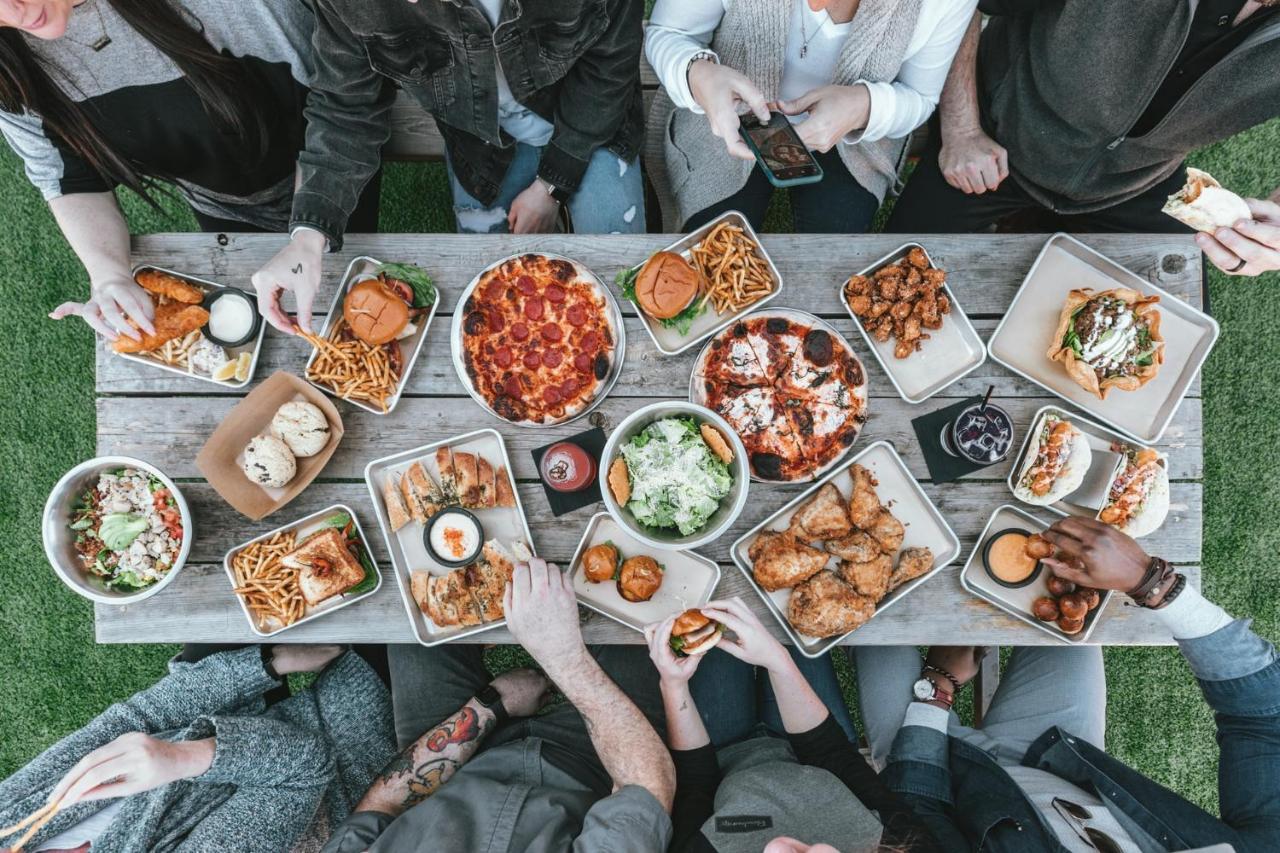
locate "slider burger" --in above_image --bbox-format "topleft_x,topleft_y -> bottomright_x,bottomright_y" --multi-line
634,251 -> 702,321
1012,414 -> 1092,505
1098,446 -> 1169,538
669,609 -> 724,657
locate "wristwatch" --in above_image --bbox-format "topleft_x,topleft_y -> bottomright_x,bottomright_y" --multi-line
912,675 -> 954,710
537,176 -> 571,205
475,684 -> 509,727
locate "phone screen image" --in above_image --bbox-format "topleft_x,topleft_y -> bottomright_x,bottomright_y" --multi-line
741,113 -> 820,180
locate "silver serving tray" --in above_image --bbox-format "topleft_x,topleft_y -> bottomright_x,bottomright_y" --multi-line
363,428 -> 536,646
838,242 -> 986,404
449,252 -> 625,427
617,210 -> 784,356
304,255 -> 440,415
730,440 -> 961,658
223,503 -> 382,638
120,265 -> 265,389
987,233 -> 1217,444
959,504 -> 1113,644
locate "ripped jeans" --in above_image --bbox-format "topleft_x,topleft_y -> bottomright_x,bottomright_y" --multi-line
445,143 -> 645,234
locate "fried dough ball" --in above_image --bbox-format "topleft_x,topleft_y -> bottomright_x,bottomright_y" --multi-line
1078,587 -> 1102,611
1057,616 -> 1085,635
1058,593 -> 1088,621
1046,575 -> 1076,597
1032,596 -> 1060,622
1024,534 -> 1054,560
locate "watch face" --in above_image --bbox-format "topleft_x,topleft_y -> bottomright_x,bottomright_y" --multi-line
912,678 -> 934,700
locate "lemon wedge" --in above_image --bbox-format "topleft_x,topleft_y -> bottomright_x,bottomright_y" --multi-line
212,360 -> 239,382
233,352 -> 252,382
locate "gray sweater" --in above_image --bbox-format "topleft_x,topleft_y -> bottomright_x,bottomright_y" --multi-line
0,648 -> 395,853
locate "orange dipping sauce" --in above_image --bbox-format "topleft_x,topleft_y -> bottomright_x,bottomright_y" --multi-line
986,531 -> 1038,584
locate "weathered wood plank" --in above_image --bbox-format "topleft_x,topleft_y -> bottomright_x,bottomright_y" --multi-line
95,395 -> 1203,485
93,559 -> 1200,647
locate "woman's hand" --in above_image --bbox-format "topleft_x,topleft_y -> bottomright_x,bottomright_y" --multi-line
699,597 -> 789,672
508,180 -> 561,234
644,614 -> 703,688
687,59 -> 770,161
47,732 -> 215,807
939,125 -> 1009,195
778,84 -> 871,153
1197,198 -> 1280,276
1040,517 -> 1151,592
489,668 -> 553,717
49,275 -> 155,342
250,229 -> 326,334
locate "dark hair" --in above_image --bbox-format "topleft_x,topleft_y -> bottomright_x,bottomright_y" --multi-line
0,0 -> 271,204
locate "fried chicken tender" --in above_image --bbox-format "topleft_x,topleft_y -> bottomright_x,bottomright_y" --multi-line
750,530 -> 831,591
847,464 -> 882,528
838,554 -> 892,602
135,269 -> 205,304
825,530 -> 881,562
867,509 -> 905,554
112,301 -> 210,353
787,571 -> 876,637
889,546 -> 935,592
788,483 -> 852,540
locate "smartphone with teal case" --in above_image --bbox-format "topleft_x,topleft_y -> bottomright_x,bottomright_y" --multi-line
739,112 -> 824,188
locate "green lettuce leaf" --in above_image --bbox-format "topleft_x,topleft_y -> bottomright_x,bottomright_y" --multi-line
377,262 -> 436,309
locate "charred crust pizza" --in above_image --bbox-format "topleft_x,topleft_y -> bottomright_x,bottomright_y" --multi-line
694,312 -> 868,481
460,254 -> 619,425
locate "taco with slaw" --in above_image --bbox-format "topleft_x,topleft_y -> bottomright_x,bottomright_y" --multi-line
1098,445 -> 1169,538
1013,414 -> 1093,505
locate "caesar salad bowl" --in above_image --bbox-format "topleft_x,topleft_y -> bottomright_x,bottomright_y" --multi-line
600,401 -> 749,551
43,456 -> 193,605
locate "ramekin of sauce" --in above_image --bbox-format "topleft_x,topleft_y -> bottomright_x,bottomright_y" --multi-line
424,507 -> 484,568
540,441 -> 597,493
982,528 -> 1043,589
202,288 -> 261,348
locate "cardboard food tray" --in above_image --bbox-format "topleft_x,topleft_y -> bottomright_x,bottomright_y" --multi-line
119,265 -> 265,389
363,428 -> 536,646
568,512 -> 721,633
987,233 -> 1218,444
196,371 -> 344,520
730,440 -> 960,658
449,252 -> 626,427
619,210 -> 784,356
223,503 -> 381,638
960,504 -> 1113,643
839,243 -> 986,404
304,255 -> 439,415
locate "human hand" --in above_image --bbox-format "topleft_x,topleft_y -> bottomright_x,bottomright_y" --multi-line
699,597 -> 789,672
778,84 -> 871,153
503,558 -> 587,675
508,180 -> 561,234
269,644 -> 344,676
47,732 -> 215,807
939,126 -> 1008,195
687,59 -> 770,161
49,275 -> 155,342
1040,517 -> 1151,592
1196,198 -> 1280,277
250,229 -> 325,334
923,646 -> 984,688
644,614 -> 703,688
489,668 -> 553,717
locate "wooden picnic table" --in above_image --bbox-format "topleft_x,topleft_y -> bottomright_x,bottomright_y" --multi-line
94,232 -> 1204,647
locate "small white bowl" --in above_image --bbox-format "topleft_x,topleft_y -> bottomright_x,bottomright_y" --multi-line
599,401 -> 749,551
43,456 -> 193,605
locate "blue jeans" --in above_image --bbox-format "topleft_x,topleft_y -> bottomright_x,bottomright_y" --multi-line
689,648 -> 859,748
445,143 -> 645,234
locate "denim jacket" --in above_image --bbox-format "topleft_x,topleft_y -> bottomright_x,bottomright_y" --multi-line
293,0 -> 645,247
884,619 -> 1280,852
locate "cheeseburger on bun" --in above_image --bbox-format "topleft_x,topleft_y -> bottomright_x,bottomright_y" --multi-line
342,262 -> 436,346
634,251 -> 701,321
669,609 -> 724,657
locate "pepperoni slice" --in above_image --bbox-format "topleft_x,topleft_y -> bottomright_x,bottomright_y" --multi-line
484,279 -> 504,300
487,309 -> 505,332
560,377 -> 580,397
566,303 -> 587,326
541,322 -> 564,342
574,353 -> 593,372
517,275 -> 537,295
504,376 -> 522,398
542,349 -> 563,368
511,322 -> 530,341
543,386 -> 562,405
494,346 -> 514,368
524,298 -> 544,321
581,331 -> 600,353
522,351 -> 542,369
546,283 -> 566,303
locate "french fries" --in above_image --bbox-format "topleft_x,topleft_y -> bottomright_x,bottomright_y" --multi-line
230,530 -> 303,631
302,318 -> 396,413
689,221 -> 775,315
155,329 -> 202,370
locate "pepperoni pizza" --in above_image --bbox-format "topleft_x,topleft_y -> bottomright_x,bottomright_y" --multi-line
693,311 -> 868,481
459,254 -> 620,425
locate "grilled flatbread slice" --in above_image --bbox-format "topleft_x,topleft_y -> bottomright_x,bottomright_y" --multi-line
494,465 -> 516,508
402,462 -> 445,523
382,472 -> 412,532
417,569 -> 483,627
476,455 -> 497,508
436,448 -> 458,503
454,452 -> 480,508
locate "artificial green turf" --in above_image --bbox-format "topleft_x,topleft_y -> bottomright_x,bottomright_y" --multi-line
3,120 -> 1279,818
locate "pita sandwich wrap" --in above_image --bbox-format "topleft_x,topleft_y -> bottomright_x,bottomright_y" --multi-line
1162,168 -> 1252,233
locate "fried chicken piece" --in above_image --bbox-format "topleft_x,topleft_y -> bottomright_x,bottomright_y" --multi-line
787,572 -> 877,638
871,319 -> 893,342
846,275 -> 872,298
893,339 -> 916,360
838,554 -> 893,602
847,464 -> 882,528
890,300 -> 913,322
902,315 -> 922,342
788,483 -> 853,540
906,247 -> 929,269
751,530 -> 831,591
889,546 -> 935,592
868,300 -> 892,319
876,276 -> 900,301
848,294 -> 872,316
867,509 -> 905,554
923,267 -> 946,287
135,269 -> 205,304
825,530 -> 881,562
112,301 -> 210,353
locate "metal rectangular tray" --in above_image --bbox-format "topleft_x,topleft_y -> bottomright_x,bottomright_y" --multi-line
960,504 -> 1113,644
363,428 -> 535,646
305,255 -> 439,415
987,233 -> 1218,444
120,264 -> 265,389
618,210 -> 784,356
223,503 -> 382,638
568,512 -> 721,634
730,440 -> 961,657
839,243 -> 986,404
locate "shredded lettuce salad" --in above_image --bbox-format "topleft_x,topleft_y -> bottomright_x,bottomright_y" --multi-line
620,418 -> 732,535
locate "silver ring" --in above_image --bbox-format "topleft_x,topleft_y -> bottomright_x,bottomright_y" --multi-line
1228,258 -> 1247,272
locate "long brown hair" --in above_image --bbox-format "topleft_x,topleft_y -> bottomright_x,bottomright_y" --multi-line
0,0 -> 272,205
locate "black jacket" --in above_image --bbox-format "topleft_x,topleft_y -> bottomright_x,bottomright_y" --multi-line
293,0 -> 645,247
